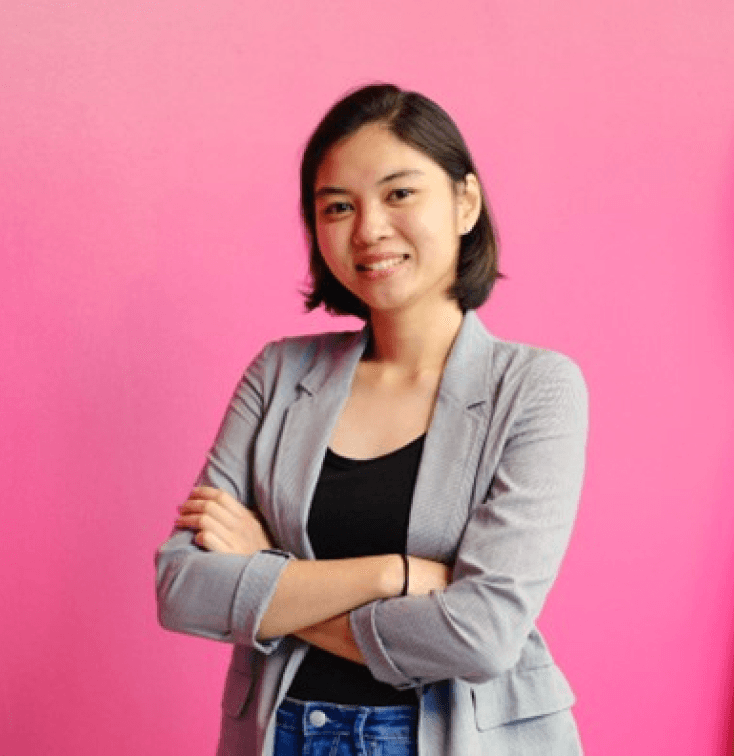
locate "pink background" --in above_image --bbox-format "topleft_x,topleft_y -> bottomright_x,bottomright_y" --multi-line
2,1 -> 733,754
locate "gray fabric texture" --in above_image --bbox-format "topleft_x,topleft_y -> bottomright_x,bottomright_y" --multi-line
155,310 -> 588,755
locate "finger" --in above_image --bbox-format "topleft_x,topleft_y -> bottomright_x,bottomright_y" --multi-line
190,485 -> 235,502
179,499 -> 241,532
190,485 -> 219,497
178,499 -> 210,515
176,511 -> 234,541
210,488 -> 247,517
194,528 -> 232,553
184,512 -> 238,551
174,512 -> 204,530
186,488 -> 246,519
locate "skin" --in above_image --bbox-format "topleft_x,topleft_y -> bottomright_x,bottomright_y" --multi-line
175,121 -> 483,664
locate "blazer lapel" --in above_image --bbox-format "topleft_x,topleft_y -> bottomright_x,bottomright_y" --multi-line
408,311 -> 496,559
271,329 -> 369,559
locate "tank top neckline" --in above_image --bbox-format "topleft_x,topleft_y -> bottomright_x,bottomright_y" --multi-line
326,433 -> 426,465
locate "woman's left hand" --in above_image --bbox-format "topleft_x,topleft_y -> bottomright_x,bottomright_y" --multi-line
175,486 -> 274,555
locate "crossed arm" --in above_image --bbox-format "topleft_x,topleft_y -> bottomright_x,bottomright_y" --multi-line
174,486 -> 450,664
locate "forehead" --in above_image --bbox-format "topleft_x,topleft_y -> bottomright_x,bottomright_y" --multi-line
316,122 -> 446,188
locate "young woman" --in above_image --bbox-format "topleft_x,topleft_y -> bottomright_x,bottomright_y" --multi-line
156,83 -> 588,756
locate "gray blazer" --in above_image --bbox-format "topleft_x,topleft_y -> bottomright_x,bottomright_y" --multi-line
156,310 -> 589,755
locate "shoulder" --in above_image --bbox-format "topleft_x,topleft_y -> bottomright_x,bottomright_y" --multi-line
459,311 -> 587,401
262,327 -> 363,368
480,330 -> 588,429
494,338 -> 586,395
244,327 -> 365,390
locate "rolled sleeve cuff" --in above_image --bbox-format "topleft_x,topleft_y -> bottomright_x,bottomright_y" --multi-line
350,601 -> 418,690
231,549 -> 294,654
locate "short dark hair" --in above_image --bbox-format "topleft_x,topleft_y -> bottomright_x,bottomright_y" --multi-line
300,83 -> 502,320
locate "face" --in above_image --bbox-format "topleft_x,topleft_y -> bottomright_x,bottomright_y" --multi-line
313,122 -> 478,318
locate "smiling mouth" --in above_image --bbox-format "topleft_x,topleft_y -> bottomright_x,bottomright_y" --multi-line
356,255 -> 408,272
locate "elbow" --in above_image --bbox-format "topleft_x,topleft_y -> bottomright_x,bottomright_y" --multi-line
156,600 -> 177,633
155,574 -> 178,632
154,542 -> 189,633
155,563 -> 176,632
457,643 -> 522,685
443,584 -> 536,684
450,620 -> 527,684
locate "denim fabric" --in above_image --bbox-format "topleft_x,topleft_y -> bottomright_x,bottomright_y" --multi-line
274,697 -> 418,756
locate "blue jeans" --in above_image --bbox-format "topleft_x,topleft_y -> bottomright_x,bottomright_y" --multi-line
273,697 -> 418,756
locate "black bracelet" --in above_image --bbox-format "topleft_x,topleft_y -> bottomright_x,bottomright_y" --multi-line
400,553 -> 409,596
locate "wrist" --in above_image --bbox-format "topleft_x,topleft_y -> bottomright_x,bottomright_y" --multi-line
380,554 -> 408,598
400,554 -> 409,596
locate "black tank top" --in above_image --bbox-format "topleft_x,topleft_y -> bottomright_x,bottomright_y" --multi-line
286,434 -> 425,705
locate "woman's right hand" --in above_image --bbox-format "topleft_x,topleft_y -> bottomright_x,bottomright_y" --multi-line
175,486 -> 274,555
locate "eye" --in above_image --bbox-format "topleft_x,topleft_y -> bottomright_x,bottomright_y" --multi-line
322,201 -> 352,217
388,188 -> 414,201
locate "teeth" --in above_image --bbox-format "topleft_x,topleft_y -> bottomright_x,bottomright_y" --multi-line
362,257 -> 404,271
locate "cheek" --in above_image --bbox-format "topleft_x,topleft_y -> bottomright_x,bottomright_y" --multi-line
409,201 -> 457,246
315,225 -> 349,274
315,223 -> 336,257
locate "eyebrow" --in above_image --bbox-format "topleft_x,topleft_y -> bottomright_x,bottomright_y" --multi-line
314,169 -> 425,199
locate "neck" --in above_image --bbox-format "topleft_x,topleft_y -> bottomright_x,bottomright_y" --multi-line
366,301 -> 465,376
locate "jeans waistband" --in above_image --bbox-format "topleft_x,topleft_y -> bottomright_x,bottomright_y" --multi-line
278,696 -> 418,739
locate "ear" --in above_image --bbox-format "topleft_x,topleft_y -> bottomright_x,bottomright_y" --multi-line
456,173 -> 482,236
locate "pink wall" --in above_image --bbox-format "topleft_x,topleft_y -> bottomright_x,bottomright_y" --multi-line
2,1 -> 733,753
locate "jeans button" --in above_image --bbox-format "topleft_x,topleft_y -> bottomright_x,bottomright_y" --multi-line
309,709 -> 327,727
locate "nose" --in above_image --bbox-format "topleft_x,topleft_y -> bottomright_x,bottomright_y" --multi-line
351,199 -> 391,248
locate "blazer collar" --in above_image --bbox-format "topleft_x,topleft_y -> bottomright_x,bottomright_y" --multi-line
297,328 -> 369,398
435,309 -> 495,409
296,309 -> 495,410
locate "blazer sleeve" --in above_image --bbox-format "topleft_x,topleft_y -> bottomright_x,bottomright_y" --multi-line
155,342 -> 294,654
349,352 -> 589,687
